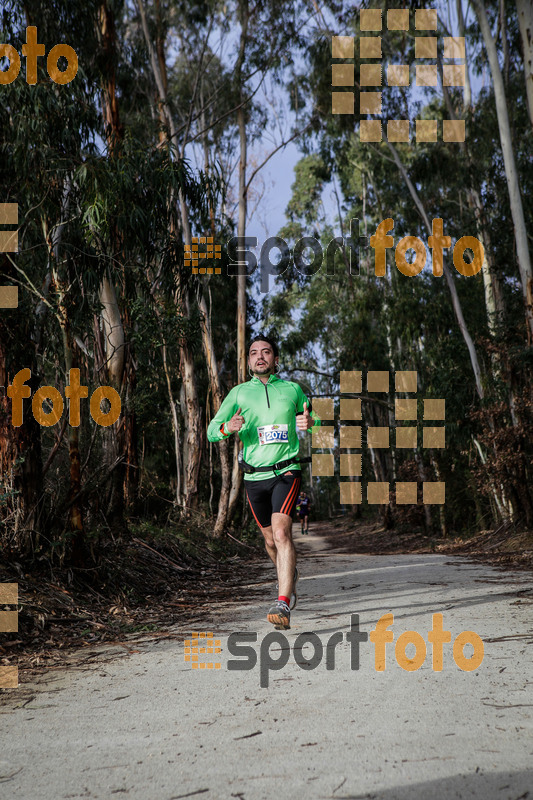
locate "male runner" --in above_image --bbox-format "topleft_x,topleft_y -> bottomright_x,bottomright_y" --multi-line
298,491 -> 310,534
207,336 -> 320,629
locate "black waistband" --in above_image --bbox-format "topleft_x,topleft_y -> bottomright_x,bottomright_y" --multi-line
243,456 -> 312,473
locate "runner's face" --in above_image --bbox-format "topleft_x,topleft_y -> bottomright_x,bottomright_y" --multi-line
248,342 -> 277,376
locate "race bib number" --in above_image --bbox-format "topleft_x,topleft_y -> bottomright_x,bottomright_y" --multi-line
257,424 -> 289,445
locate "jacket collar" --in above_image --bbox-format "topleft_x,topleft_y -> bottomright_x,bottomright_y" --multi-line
251,373 -> 280,385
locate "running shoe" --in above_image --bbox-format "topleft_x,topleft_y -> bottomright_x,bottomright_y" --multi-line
267,599 -> 290,630
276,567 -> 299,610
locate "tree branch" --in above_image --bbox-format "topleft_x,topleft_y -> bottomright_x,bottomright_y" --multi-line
245,119 -> 315,193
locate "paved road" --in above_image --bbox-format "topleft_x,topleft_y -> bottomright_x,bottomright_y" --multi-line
2,528 -> 533,799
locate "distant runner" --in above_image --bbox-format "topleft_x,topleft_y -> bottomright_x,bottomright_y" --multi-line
207,336 -> 320,629
298,491 -> 310,534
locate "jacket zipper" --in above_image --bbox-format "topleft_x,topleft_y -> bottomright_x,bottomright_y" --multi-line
264,383 -> 270,408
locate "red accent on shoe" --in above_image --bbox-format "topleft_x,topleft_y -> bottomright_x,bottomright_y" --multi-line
278,595 -> 290,605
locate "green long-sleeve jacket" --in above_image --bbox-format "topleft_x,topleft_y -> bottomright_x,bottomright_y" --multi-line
207,374 -> 320,481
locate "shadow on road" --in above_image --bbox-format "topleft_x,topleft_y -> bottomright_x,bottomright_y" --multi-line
340,768 -> 533,800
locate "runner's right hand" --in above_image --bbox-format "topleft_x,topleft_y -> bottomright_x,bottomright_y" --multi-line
227,407 -> 245,433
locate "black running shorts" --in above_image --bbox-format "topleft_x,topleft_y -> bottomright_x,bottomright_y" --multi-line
245,471 -> 301,529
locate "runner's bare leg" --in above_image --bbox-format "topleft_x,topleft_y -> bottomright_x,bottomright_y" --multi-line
260,525 -> 277,566
271,512 -> 296,597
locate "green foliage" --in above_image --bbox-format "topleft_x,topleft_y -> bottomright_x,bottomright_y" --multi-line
261,0 -> 533,530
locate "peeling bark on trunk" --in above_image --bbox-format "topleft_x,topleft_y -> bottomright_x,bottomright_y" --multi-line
98,2 -> 123,145
179,314 -> 202,511
99,274 -> 125,388
198,290 -> 231,534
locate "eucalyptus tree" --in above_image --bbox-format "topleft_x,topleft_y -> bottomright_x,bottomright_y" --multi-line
516,0 -> 533,130
0,0 -> 104,557
261,0 -> 533,530
472,0 -> 533,341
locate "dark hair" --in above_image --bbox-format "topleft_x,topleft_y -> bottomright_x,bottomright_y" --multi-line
248,335 -> 279,358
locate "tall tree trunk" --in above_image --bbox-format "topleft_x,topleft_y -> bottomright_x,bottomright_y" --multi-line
62,333 -> 84,563
440,37 -> 518,436
179,316 -> 202,511
516,0 -> 533,130
438,49 -> 506,344
390,150 -> 509,519
500,0 -> 510,86
199,93 -> 231,533
456,0 -> 472,109
99,274 -> 125,392
97,0 -> 138,522
47,210 -> 85,563
98,272 -> 125,522
473,0 -> 533,342
236,2 -> 248,387
138,0 -> 203,512
161,336 -> 182,504
470,189 -> 505,339
227,0 -> 249,523
386,140 -> 485,400
40,178 -> 87,559
198,290 -> 231,534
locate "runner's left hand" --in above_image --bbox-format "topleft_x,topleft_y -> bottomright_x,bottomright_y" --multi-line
296,401 -> 313,430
